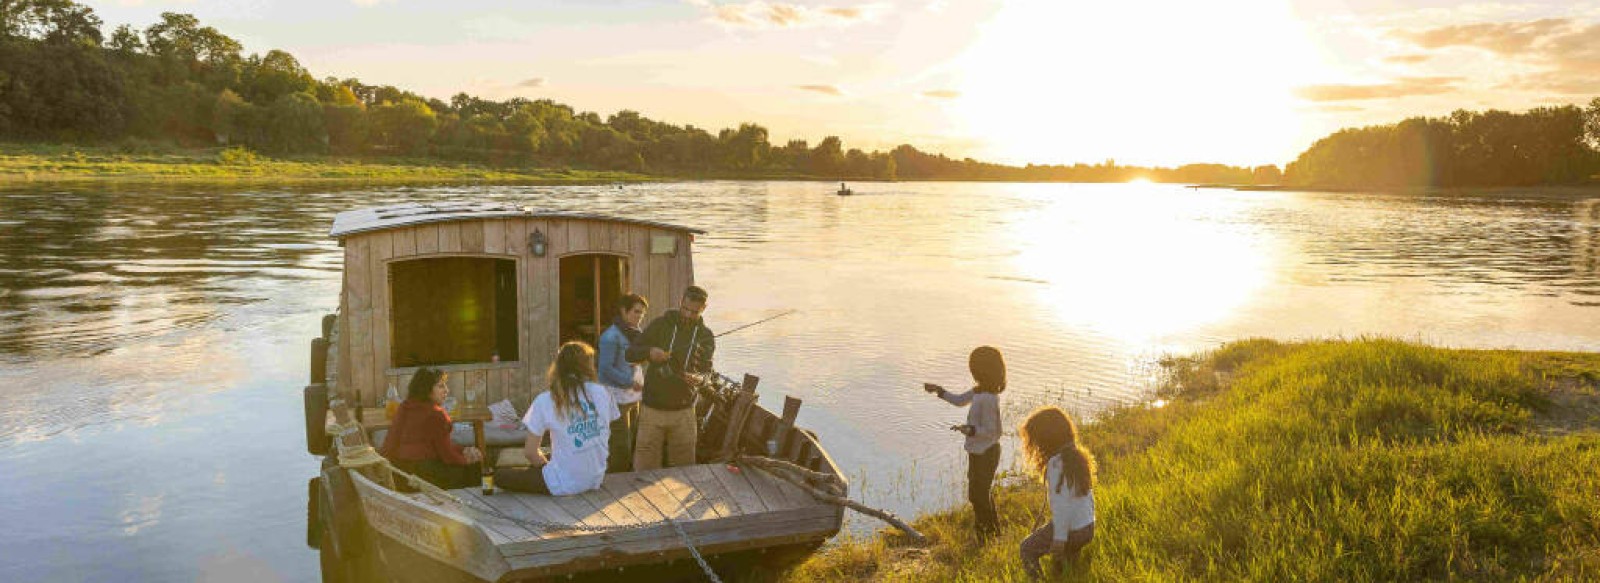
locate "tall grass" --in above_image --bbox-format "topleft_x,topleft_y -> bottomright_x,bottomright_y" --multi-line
777,338 -> 1600,581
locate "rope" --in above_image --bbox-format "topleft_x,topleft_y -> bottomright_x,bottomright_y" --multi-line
736,455 -> 928,546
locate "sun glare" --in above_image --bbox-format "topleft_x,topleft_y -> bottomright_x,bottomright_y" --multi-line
1128,177 -> 1152,184
1006,186 -> 1274,342
945,1 -> 1322,167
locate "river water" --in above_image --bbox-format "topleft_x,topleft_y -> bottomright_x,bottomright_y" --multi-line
2,182 -> 1598,581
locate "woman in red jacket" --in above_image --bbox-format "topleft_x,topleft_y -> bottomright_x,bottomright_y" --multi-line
379,367 -> 483,489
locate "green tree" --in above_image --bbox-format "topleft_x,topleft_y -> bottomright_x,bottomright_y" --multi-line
369,98 -> 437,155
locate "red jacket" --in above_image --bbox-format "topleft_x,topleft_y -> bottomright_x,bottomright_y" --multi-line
380,400 -> 469,465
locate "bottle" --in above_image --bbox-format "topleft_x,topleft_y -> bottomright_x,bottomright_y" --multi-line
482,471 -> 495,495
385,381 -> 401,421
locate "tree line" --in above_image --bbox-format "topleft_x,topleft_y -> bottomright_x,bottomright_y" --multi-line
0,1 -> 1290,183
1285,101 -> 1600,188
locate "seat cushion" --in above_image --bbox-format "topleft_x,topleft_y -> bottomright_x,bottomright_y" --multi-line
371,423 -> 531,450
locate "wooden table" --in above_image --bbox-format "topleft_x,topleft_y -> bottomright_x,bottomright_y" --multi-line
457,404 -> 495,492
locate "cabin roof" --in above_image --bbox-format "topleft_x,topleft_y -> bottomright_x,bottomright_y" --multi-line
329,201 -> 706,239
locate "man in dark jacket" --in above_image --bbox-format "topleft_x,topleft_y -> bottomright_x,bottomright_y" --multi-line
626,285 -> 715,470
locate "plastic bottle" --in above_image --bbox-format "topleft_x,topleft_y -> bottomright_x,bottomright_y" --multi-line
385,381 -> 401,421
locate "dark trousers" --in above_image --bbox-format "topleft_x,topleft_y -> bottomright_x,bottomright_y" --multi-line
1020,522 -> 1095,579
968,443 -> 1001,539
608,401 -> 640,473
496,466 -> 551,494
393,459 -> 481,490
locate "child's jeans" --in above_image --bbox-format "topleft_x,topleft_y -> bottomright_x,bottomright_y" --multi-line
1020,521 -> 1094,579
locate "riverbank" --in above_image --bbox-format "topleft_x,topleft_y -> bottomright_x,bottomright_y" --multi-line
1192,182 -> 1600,197
0,143 -> 653,185
773,338 -> 1600,581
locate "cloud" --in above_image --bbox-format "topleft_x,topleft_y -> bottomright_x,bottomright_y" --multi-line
796,84 -> 844,96
1390,18 -> 1572,55
1390,18 -> 1600,95
1382,54 -> 1431,65
690,1 -> 887,29
1315,105 -> 1365,113
1294,76 -> 1462,102
920,89 -> 960,99
514,77 -> 546,89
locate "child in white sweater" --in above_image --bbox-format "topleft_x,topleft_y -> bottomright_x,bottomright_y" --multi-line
925,346 -> 1007,542
1018,406 -> 1097,579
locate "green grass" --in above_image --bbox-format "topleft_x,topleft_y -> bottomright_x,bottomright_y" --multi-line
774,338 -> 1600,581
0,142 -> 653,185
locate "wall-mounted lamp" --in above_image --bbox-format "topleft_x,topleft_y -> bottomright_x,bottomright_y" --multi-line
529,229 -> 547,257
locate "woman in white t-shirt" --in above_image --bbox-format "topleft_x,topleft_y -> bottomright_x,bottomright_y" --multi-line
498,341 -> 621,496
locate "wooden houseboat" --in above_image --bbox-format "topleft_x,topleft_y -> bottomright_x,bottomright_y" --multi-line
301,202 -> 846,582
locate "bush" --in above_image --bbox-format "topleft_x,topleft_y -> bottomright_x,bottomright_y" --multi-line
216,146 -> 258,166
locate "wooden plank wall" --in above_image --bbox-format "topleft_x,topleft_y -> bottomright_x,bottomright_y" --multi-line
338,217 -> 695,413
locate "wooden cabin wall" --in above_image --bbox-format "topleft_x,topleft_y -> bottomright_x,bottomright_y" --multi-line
337,217 -> 694,413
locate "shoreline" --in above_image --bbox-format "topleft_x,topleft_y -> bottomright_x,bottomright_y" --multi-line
1193,183 -> 1600,197
765,338 -> 1600,581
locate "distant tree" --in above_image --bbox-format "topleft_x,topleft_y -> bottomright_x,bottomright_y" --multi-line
264,92 -> 325,153
810,136 -> 844,176
370,98 -> 437,155
242,49 -> 314,104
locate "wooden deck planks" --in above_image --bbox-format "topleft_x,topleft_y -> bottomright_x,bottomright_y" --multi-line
654,467 -> 723,521
579,486 -> 642,526
599,473 -> 669,524
453,489 -> 544,543
708,464 -> 769,515
683,465 -> 741,518
505,492 -> 584,530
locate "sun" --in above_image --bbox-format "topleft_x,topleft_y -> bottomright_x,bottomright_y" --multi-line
1127,177 -> 1153,184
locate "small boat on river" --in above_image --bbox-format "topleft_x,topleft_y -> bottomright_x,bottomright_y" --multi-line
301,201 -> 846,581
836,183 -> 853,196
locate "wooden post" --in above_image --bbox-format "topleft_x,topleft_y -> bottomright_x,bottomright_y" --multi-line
715,374 -> 759,462
776,396 -> 801,461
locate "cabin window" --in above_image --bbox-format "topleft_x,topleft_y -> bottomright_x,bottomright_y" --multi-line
389,257 -> 519,367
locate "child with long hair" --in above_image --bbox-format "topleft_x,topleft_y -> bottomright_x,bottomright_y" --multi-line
1017,406 -> 1097,579
498,341 -> 620,495
924,345 -> 1007,541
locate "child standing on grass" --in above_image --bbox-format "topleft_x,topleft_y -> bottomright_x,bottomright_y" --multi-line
924,345 -> 1007,542
1018,406 -> 1097,580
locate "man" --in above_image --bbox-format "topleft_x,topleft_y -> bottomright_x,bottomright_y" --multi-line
627,285 -> 714,470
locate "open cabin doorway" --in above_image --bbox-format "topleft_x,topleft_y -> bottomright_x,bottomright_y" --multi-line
559,254 -> 628,348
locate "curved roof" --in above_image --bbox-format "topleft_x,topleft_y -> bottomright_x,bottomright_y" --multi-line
329,201 -> 706,239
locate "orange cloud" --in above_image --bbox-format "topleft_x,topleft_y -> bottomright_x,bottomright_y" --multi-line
1391,18 -> 1600,95
796,84 -> 844,96
1294,77 -> 1462,102
920,89 -> 960,99
1382,54 -> 1431,65
693,1 -> 885,29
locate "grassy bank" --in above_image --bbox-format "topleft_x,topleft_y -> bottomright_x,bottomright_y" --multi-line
778,339 -> 1600,581
0,142 -> 652,185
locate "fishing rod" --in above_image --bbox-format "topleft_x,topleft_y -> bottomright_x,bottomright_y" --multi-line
715,309 -> 798,338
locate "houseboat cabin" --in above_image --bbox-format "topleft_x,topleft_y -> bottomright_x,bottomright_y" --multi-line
305,202 -> 846,582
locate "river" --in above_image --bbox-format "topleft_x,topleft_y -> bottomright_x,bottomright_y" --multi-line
2,181 -> 1598,581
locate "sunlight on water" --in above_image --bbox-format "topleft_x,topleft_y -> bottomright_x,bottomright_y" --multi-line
1006,185 -> 1274,342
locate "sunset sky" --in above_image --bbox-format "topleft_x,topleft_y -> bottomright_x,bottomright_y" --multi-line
86,0 -> 1600,167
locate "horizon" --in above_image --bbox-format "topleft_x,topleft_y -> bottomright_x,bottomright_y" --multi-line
79,0 -> 1600,168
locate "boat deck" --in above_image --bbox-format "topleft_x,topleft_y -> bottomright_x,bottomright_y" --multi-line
432,465 -> 839,578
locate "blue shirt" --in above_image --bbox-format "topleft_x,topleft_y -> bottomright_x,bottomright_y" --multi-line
597,324 -> 634,389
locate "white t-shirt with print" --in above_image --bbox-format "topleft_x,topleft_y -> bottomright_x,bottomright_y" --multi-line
521,381 -> 621,496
